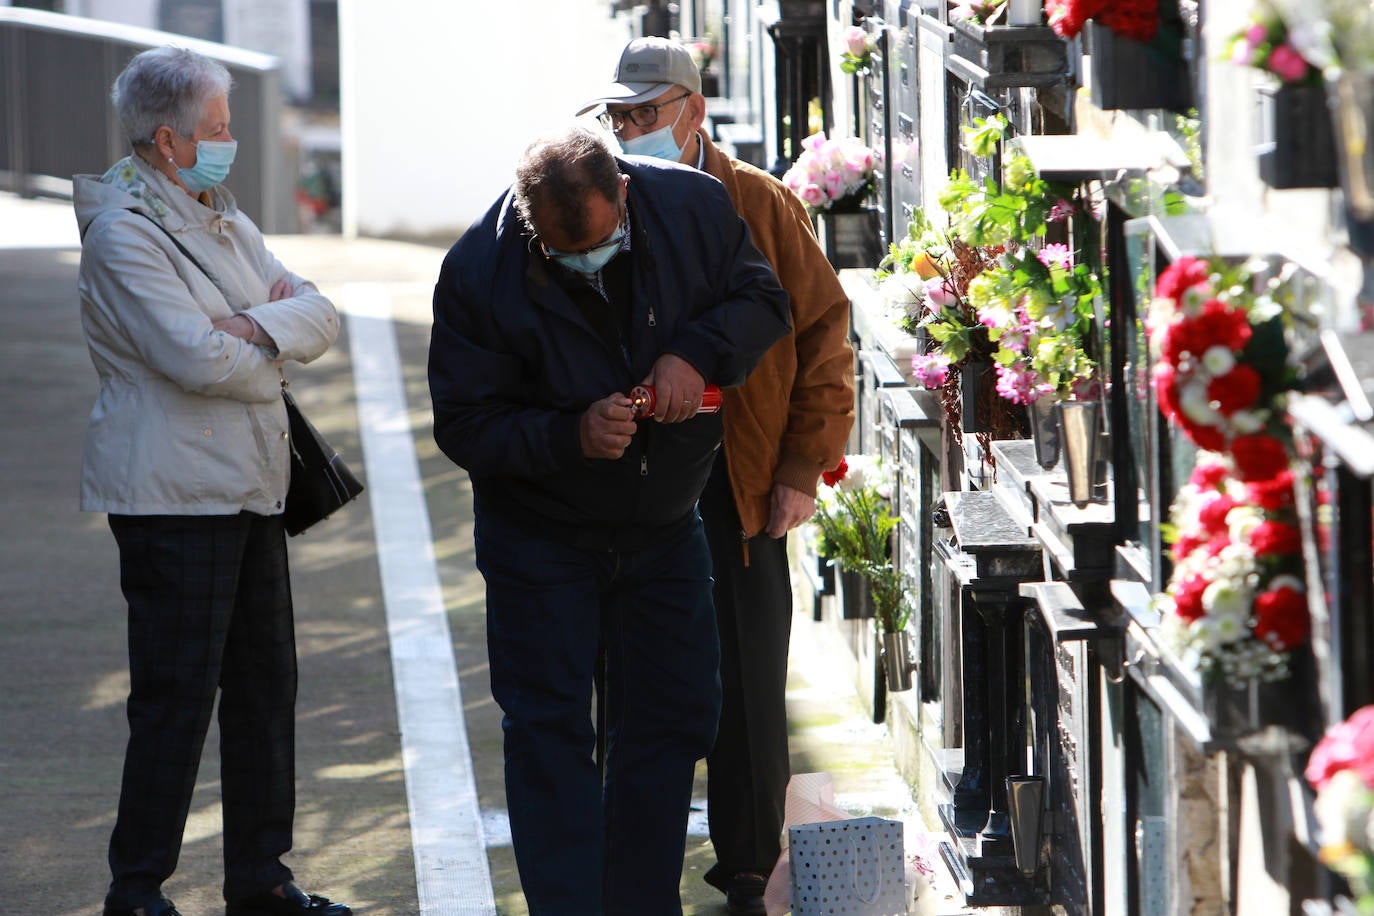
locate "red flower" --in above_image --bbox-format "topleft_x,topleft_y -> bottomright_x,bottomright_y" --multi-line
1231,434 -> 1289,482
1196,299 -> 1254,351
1246,471 -> 1296,512
1306,705 -> 1374,791
1153,363 -> 1181,421
1253,585 -> 1309,651
1197,492 -> 1236,536
1171,573 -> 1209,622
1172,532 -> 1204,561
1249,520 -> 1302,556
822,457 -> 848,488
1204,534 -> 1232,558
1190,461 -> 1230,490
1155,256 -> 1212,303
1180,418 -> 1227,452
1207,365 -> 1261,416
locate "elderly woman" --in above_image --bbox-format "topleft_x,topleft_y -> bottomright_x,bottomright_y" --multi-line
73,47 -> 350,916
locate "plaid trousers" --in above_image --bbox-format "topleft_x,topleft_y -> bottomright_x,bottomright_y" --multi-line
104,512 -> 297,909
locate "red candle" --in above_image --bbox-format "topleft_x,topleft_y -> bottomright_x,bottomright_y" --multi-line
628,383 -> 723,420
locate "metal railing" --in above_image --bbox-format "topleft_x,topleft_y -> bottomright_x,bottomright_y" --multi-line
0,7 -> 289,232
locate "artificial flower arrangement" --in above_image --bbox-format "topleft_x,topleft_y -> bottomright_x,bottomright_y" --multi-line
840,25 -> 876,75
1147,255 -> 1302,457
686,34 -> 718,73
1225,0 -> 1321,85
936,114 -> 1104,406
1306,705 -> 1374,914
1157,453 -> 1309,684
1043,0 -> 1158,41
949,0 -> 1010,24
781,132 -> 879,214
813,455 -> 912,634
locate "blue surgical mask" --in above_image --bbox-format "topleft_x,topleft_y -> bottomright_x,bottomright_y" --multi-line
552,226 -> 626,275
175,139 -> 237,193
619,100 -> 687,162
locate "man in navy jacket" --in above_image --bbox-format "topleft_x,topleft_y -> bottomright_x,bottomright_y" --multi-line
428,127 -> 790,915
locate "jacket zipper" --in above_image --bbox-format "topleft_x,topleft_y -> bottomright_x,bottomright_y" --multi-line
740,527 -> 750,567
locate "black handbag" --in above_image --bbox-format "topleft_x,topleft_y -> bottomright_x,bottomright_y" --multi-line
282,387 -> 364,536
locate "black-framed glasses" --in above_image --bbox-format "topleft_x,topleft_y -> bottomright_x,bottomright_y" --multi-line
539,204 -> 627,258
597,92 -> 690,132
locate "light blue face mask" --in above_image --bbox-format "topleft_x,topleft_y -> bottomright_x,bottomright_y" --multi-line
552,225 -> 626,275
619,99 -> 688,162
175,139 -> 237,193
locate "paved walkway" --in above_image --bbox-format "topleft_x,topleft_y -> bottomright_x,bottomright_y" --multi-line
0,192 -> 966,915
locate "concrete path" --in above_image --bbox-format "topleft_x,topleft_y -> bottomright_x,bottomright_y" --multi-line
0,192 -> 966,915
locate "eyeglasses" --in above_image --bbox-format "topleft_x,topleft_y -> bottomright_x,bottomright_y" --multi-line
597,92 -> 691,132
539,205 -> 627,258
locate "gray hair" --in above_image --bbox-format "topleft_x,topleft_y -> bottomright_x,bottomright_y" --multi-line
513,127 -> 622,243
112,46 -> 233,146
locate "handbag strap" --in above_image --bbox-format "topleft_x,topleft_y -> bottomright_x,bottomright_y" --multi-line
845,833 -> 885,905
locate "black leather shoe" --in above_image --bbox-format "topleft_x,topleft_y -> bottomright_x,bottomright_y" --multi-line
225,883 -> 351,916
724,872 -> 767,916
102,897 -> 182,916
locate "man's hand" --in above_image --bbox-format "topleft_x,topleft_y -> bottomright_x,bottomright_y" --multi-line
641,353 -> 705,423
765,483 -> 816,539
580,394 -> 638,459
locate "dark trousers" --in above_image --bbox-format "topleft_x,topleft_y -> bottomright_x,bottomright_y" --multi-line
700,454 -> 794,885
474,505 -> 721,916
105,513 -> 296,910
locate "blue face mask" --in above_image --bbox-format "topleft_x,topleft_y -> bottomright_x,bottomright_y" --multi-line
619,99 -> 687,162
552,226 -> 626,275
175,139 -> 237,193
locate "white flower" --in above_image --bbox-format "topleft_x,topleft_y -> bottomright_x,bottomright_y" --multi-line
1180,380 -> 1220,426
1315,769 -> 1374,850
1227,507 -> 1265,543
1229,409 -> 1267,435
1201,345 -> 1236,376
839,455 -> 881,494
1269,574 -> 1306,594
1202,579 -> 1252,624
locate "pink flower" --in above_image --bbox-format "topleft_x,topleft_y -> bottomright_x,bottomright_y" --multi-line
923,275 -> 958,308
1230,41 -> 1255,66
1036,243 -> 1073,270
1306,705 -> 1374,791
797,184 -> 827,209
844,26 -> 869,58
995,362 -> 1050,405
1245,22 -> 1269,45
911,352 -> 951,389
1268,43 -> 1311,83
1047,199 -> 1076,222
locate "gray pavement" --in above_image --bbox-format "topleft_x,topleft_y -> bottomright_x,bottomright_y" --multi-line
0,192 -> 961,916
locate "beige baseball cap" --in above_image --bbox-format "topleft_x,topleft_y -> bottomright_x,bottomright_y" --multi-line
576,37 -> 702,116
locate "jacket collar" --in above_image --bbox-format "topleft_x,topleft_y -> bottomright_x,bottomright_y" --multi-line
696,130 -> 743,211
101,154 -> 233,233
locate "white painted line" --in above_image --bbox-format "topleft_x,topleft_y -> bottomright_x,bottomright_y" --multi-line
343,282 -> 497,915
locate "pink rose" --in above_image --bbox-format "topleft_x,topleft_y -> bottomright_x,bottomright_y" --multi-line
844,26 -> 869,58
923,275 -> 958,308
1267,43 -> 1311,83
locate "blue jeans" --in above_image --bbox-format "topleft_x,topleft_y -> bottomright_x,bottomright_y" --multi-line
475,505 -> 721,916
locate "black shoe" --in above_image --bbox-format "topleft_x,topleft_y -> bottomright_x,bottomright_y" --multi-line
225,884 -> 351,916
103,897 -> 182,916
723,872 -> 767,916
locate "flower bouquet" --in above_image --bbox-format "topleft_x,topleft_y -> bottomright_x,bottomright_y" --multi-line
1157,453 -> 1309,685
781,132 -> 879,215
813,456 -> 911,633
1226,1 -> 1321,85
1147,256 -> 1302,463
1307,706 -> 1374,914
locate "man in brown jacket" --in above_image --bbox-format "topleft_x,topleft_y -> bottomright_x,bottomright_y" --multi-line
581,37 -> 855,916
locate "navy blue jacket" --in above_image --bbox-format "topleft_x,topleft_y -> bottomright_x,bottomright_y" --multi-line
429,157 -> 792,548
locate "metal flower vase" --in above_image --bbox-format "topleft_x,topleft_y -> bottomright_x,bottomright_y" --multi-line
881,629 -> 916,692
1029,397 -> 1060,470
1058,400 -> 1099,508
816,207 -> 885,270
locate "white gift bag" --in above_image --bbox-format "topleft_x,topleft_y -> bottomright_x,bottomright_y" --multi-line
788,814 -> 906,916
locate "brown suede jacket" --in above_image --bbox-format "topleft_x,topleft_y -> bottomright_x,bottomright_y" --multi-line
698,131 -> 856,538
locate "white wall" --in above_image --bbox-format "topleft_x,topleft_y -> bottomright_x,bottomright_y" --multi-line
338,0 -> 631,240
